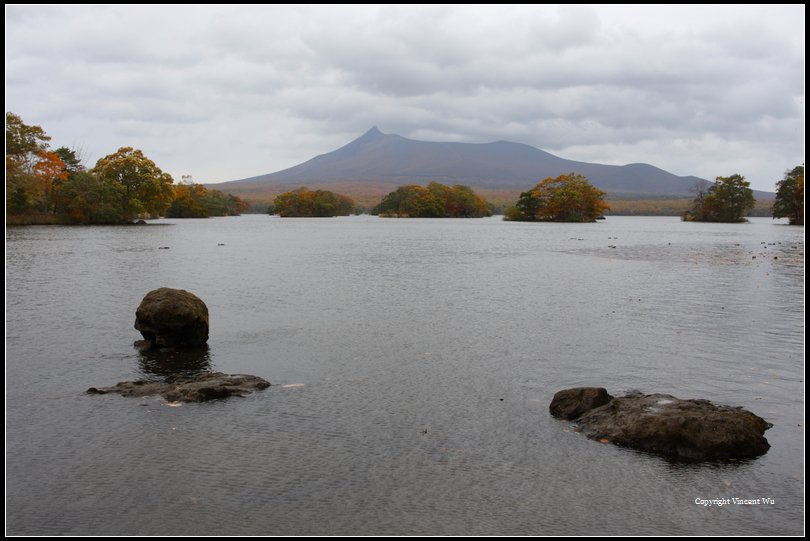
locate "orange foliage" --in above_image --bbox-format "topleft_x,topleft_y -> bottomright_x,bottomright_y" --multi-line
27,151 -> 68,211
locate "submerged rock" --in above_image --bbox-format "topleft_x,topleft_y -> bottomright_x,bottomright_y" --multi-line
550,388 -> 771,461
134,288 -> 209,349
549,387 -> 613,420
87,372 -> 270,402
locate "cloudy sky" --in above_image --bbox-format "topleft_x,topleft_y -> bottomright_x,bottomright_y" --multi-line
5,5 -> 804,191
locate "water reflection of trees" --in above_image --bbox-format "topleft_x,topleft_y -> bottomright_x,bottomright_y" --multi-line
138,345 -> 212,380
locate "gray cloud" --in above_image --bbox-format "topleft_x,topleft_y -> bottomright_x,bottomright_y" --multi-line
5,5 -> 804,190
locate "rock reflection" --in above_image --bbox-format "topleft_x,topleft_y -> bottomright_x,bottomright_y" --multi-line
137,345 -> 212,380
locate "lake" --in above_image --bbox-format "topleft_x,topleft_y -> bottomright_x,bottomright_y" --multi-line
5,215 -> 804,535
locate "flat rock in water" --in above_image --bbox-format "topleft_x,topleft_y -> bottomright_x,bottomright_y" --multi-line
88,372 -> 270,402
550,388 -> 772,461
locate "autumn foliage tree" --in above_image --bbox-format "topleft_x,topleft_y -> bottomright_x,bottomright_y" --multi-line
683,174 -> 755,223
273,187 -> 355,217
373,182 -> 491,217
772,165 -> 804,225
92,147 -> 175,219
168,181 -> 211,218
5,112 -> 67,214
168,177 -> 249,218
504,173 -> 609,222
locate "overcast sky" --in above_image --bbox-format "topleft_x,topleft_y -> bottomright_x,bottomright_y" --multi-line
5,5 -> 804,191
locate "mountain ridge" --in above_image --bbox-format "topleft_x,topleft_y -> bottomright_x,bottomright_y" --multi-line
216,127 -> 773,198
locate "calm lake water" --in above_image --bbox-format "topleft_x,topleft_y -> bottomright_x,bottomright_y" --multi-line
5,215 -> 804,535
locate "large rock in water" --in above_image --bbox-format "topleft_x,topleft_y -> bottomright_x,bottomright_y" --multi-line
87,372 -> 270,402
549,387 -> 614,420
134,288 -> 209,348
550,388 -> 772,461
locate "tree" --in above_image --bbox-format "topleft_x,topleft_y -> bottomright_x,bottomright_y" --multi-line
224,192 -> 250,215
92,147 -> 175,219
374,184 -> 440,217
683,174 -> 755,222
168,182 -> 210,218
6,112 -> 54,214
504,173 -> 609,222
54,146 -> 85,177
446,184 -> 492,217
31,151 -> 69,212
52,171 -> 129,224
772,165 -> 804,225
273,187 -> 355,217
5,112 -> 50,157
373,183 -> 491,217
167,178 -> 250,218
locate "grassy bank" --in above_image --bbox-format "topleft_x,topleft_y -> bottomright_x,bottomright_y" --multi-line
6,213 -> 62,225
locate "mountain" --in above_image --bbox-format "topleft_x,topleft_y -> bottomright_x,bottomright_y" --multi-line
216,127 -> 767,198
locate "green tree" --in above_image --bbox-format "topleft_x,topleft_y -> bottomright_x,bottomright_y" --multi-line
504,173 -> 609,222
92,147 -> 175,219
683,174 -> 755,223
52,171 -> 129,224
54,146 -> 85,177
772,165 -> 804,225
8,187 -> 29,214
225,193 -> 250,215
203,190 -> 229,216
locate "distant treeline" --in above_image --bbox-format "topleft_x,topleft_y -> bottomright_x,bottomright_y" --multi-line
268,182 -> 493,218
606,198 -> 773,217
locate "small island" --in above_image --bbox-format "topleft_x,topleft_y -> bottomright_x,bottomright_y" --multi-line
682,174 -> 755,223
504,173 -> 609,222
271,187 -> 356,217
372,182 -> 491,218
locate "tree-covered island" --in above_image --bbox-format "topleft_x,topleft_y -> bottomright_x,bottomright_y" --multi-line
372,182 -> 491,218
